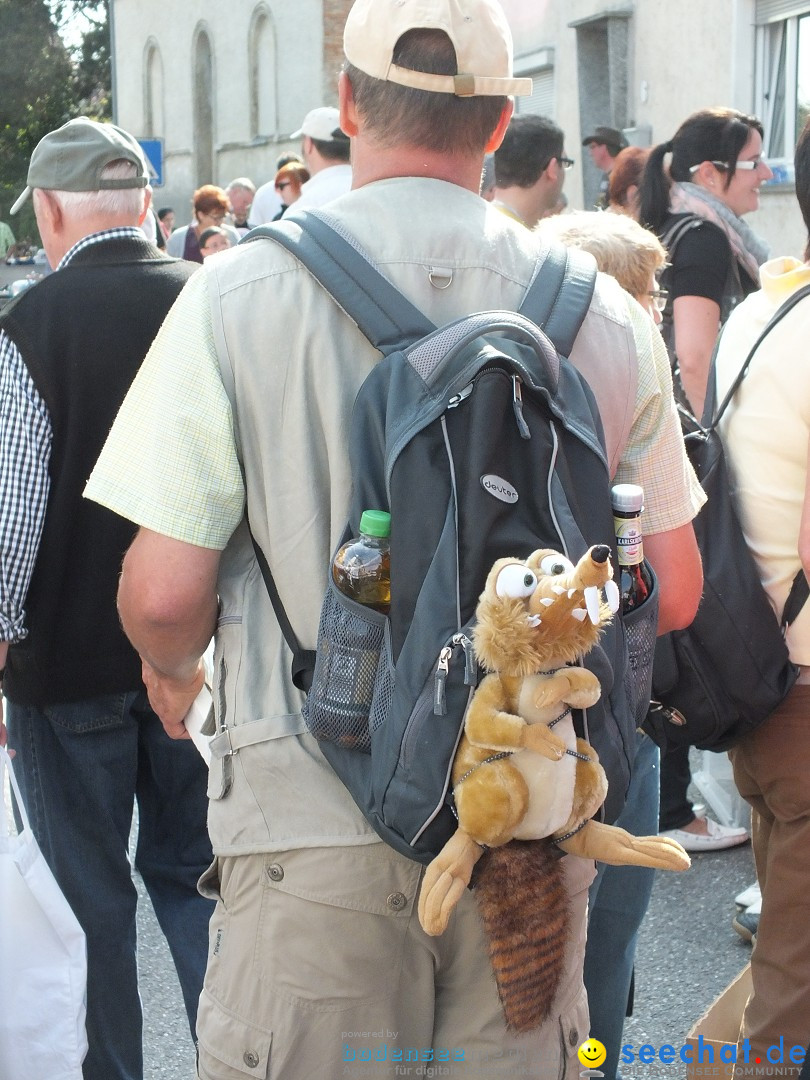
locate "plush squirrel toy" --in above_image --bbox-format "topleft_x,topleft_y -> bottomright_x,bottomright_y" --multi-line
417,545 -> 689,1032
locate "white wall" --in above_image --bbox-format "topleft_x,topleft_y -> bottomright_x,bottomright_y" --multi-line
112,0 -> 326,219
499,0 -> 803,254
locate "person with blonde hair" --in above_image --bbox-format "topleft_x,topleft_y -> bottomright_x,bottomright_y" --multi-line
536,207 -> 668,1080
538,209 -> 667,320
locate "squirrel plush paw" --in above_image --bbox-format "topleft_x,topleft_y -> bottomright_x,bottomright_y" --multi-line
418,831 -> 484,936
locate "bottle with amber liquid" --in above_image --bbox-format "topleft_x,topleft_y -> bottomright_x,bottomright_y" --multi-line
332,510 -> 391,615
611,484 -> 654,612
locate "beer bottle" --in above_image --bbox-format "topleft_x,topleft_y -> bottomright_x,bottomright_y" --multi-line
611,484 -> 654,612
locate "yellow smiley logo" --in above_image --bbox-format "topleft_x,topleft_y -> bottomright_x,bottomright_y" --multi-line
577,1039 -> 607,1069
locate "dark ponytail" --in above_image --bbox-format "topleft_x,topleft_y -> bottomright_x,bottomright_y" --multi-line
638,141 -> 673,232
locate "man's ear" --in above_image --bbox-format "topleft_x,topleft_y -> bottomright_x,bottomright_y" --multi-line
339,71 -> 359,138
33,188 -> 62,236
137,187 -> 153,227
485,100 -> 514,154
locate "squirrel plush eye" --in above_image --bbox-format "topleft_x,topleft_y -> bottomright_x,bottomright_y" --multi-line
495,564 -> 537,599
539,554 -> 575,576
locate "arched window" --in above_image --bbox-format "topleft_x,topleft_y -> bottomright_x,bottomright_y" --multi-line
144,38 -> 164,138
193,26 -> 215,185
249,5 -> 277,138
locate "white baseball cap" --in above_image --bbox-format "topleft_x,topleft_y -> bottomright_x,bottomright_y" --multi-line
291,107 -> 349,142
344,0 -> 532,98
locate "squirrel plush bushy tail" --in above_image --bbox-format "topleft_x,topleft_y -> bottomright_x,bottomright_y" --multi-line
474,839 -> 569,1032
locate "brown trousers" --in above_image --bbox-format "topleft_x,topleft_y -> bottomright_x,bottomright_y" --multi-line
730,685 -> 810,1076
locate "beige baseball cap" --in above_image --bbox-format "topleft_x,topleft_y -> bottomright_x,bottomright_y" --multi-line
344,0 -> 532,98
11,117 -> 149,215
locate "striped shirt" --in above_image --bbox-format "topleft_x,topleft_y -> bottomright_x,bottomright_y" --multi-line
0,227 -> 145,641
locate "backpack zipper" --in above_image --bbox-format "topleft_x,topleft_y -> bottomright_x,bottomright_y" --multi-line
433,632 -> 476,715
447,369 -> 531,440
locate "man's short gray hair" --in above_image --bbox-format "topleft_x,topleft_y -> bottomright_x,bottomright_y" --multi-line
226,177 -> 256,194
45,161 -> 150,220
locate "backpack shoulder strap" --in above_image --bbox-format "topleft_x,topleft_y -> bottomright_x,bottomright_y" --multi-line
659,212 -> 703,256
519,244 -> 597,357
243,211 -> 434,354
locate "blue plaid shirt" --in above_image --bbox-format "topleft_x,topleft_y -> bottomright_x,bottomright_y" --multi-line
0,227 -> 145,641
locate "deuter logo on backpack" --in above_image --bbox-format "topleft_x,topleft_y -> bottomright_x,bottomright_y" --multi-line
480,474 -> 519,503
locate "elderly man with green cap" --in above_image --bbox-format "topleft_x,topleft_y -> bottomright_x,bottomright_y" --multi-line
86,2 -> 703,1077
0,117 -> 213,1080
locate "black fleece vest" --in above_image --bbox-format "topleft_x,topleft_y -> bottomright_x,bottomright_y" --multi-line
0,236 -> 196,705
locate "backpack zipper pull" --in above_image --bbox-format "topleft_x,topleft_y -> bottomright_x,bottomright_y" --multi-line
448,383 -> 473,408
512,375 -> 531,440
434,646 -> 452,715
453,633 -> 477,685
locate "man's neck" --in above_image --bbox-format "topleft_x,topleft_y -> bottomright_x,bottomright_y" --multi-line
349,140 -> 486,195
491,184 -> 545,229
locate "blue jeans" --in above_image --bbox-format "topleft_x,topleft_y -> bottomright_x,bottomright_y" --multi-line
583,731 -> 660,1080
6,690 -> 214,1080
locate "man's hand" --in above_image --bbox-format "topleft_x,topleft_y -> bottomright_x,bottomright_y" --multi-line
141,659 -> 205,740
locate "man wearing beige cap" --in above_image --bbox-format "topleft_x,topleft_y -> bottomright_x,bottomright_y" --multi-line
282,105 -> 352,213
0,117 -> 212,1080
86,2 -> 702,1077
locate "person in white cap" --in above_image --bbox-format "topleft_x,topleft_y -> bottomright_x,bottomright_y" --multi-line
0,116 -> 213,1080
282,105 -> 352,213
85,2 -> 703,1077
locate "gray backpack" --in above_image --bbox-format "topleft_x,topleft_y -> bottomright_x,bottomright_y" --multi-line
244,211 -> 658,863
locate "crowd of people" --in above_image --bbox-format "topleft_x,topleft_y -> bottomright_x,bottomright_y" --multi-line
1,0 -> 809,1079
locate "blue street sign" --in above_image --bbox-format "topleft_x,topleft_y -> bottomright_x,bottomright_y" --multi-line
138,139 -> 164,187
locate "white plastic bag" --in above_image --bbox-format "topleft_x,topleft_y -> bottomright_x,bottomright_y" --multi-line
0,745 -> 88,1080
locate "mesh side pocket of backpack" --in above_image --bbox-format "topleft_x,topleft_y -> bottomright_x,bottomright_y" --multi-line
622,573 -> 659,729
368,620 -> 395,736
303,579 -> 387,753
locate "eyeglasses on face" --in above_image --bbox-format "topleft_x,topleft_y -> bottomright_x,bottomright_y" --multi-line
689,159 -> 764,173
648,288 -> 669,313
556,156 -> 575,171
201,210 -> 227,222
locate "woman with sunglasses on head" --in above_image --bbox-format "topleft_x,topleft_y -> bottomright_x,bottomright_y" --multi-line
639,107 -> 772,422
272,162 -> 311,221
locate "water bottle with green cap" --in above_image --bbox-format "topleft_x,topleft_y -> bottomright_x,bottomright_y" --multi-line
332,509 -> 391,614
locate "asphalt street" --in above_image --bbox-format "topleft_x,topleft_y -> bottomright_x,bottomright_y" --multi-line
138,814 -> 757,1080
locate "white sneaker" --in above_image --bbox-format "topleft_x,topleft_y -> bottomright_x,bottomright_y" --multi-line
735,882 -> 761,909
660,817 -> 749,852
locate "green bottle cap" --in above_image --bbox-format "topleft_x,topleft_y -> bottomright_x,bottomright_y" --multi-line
359,510 -> 391,538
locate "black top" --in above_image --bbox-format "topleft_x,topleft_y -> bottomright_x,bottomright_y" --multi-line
0,236 -> 196,705
658,213 -> 758,313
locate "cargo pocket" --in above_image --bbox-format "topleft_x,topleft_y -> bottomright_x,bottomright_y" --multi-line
196,990 -> 272,1079
303,577 -> 388,752
255,845 -> 419,1009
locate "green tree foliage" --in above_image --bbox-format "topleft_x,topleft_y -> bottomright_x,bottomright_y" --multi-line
0,0 -> 111,243
53,0 -> 111,117
0,0 -> 75,237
